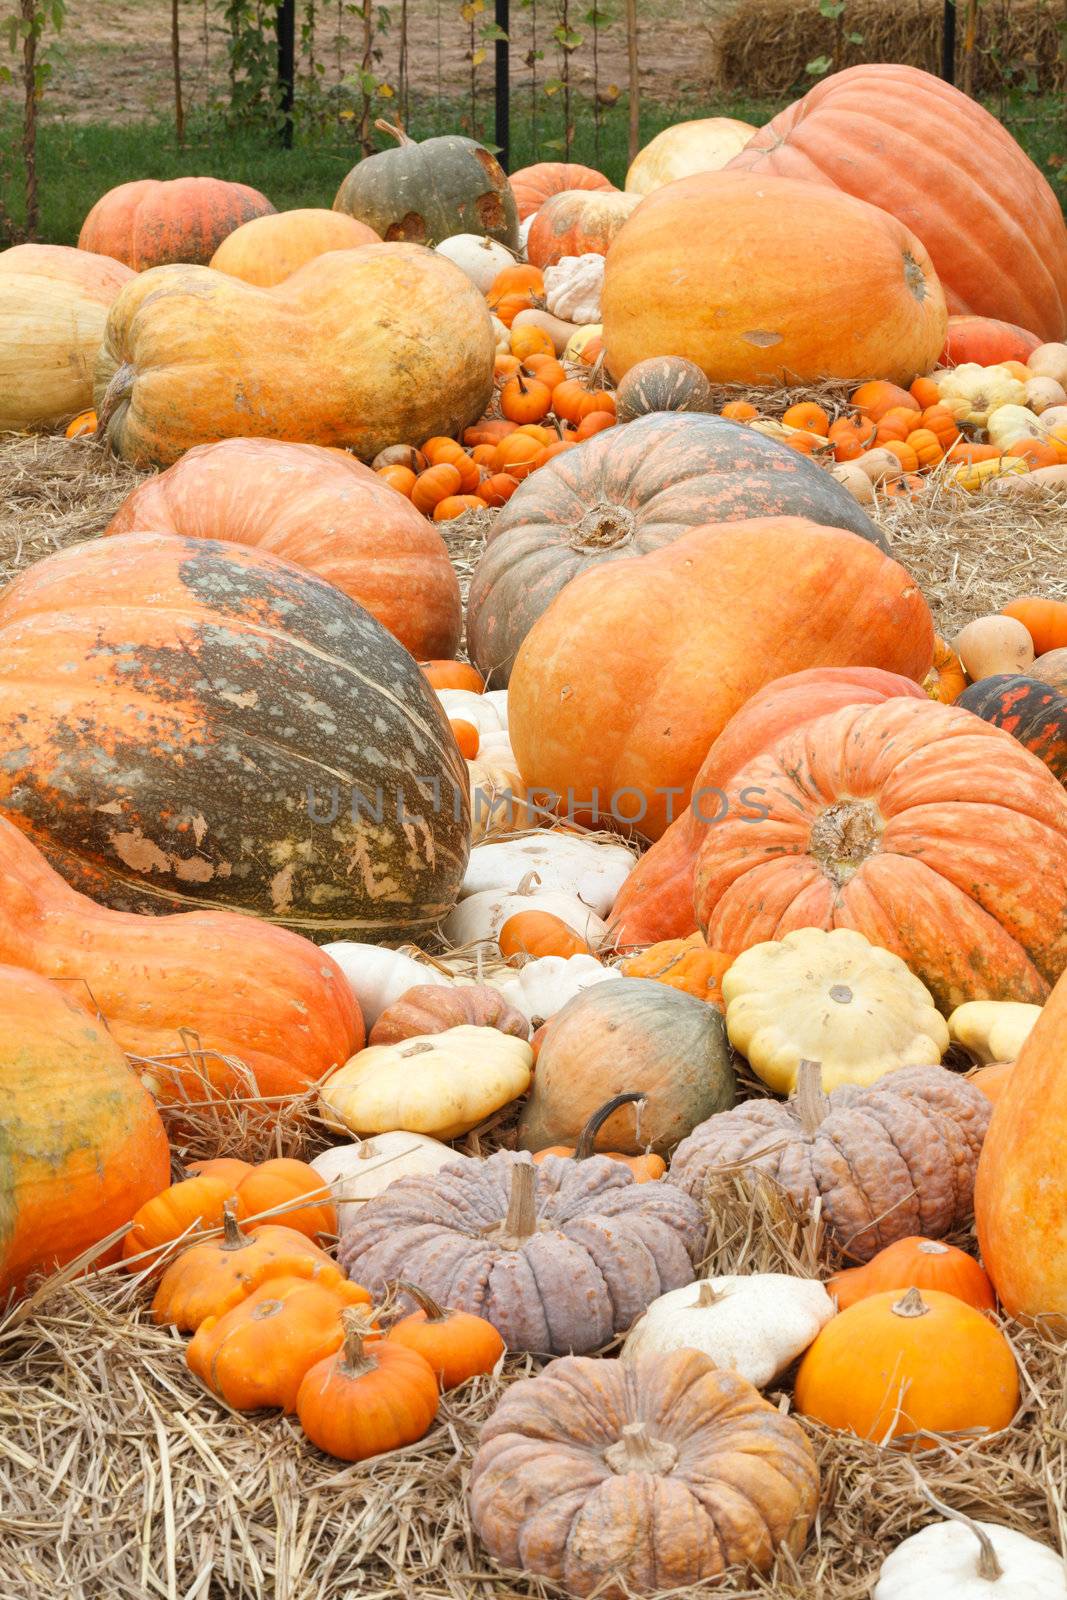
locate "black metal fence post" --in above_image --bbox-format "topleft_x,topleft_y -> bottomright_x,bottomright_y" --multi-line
941,0 -> 956,84
277,0 -> 296,148
495,0 -> 510,170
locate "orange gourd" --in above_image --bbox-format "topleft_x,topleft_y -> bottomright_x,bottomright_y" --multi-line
1001,597 -> 1067,655
296,1313 -> 439,1458
827,1237 -> 996,1313
377,463 -> 417,496
491,296 -> 535,331
968,1060 -> 1014,1104
480,472 -> 520,507
919,403 -> 961,447
493,434 -> 546,480
500,374 -> 553,424
187,1158 -> 253,1186
471,443 -> 498,466
946,441 -> 1002,464
488,263 -> 544,300
621,934 -> 731,1006
65,409 -> 98,438
828,416 -> 875,461
1006,440 -> 1060,471
850,381 -> 917,420
449,718 -> 480,758
421,436 -> 462,465
881,439 -> 919,472
510,325 -> 556,361
419,659 -> 485,693
922,636 -> 966,703
233,1158 -> 336,1240
720,400 -> 758,422
523,354 -> 566,390
573,410 -> 617,441
494,352 -> 522,378
387,1281 -> 504,1388
411,463 -> 462,515
874,407 -> 921,444
782,402 -> 829,435
881,472 -> 926,498
499,910 -> 591,961
124,1174 -> 237,1272
434,494 -> 488,520
909,375 -> 941,409
550,379 -> 593,424
531,1093 -> 667,1182
904,427 -> 943,468
783,430 -> 820,455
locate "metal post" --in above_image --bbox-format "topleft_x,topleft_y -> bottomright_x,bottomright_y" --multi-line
495,0 -> 509,171
277,0 -> 296,149
941,0 -> 956,85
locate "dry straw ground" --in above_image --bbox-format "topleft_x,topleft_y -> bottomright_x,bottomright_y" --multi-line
1,425 -> 1067,1599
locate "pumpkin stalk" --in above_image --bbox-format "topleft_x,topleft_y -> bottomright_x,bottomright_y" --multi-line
794,1060 -> 830,1135
391,1279 -> 448,1323
892,1287 -> 932,1320
339,1307 -> 380,1376
499,1160 -> 537,1244
374,118 -> 415,147
516,870 -> 542,897
908,1465 -> 1004,1582
693,1280 -> 726,1309
572,1093 -> 647,1161
219,1200 -> 247,1251
603,1420 -> 679,1476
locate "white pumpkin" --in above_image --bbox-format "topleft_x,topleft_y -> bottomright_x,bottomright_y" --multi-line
319,1025 -> 533,1139
436,687 -> 504,735
721,927 -> 949,1094
442,886 -> 607,948
493,952 -> 622,1026
460,833 -> 634,916
1024,376 -> 1067,414
621,1274 -> 834,1388
986,403 -> 1044,452
482,688 -> 509,728
947,1000 -> 1043,1064
873,1514 -> 1067,1598
1026,341 -> 1067,390
935,363 -> 1027,426
542,253 -> 604,326
435,232 -> 516,294
517,215 -> 534,256
322,941 -> 450,1026
310,1133 -> 460,1229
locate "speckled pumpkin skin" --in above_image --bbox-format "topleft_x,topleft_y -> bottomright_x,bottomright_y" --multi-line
78,176 -> 276,270
957,674 -> 1067,785
337,1149 -> 704,1354
0,532 -> 470,940
469,1347 -> 820,1596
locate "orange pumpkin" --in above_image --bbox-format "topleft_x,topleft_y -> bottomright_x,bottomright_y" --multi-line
918,403 -> 961,448
940,312 -> 1042,368
500,373 -> 553,424
782,402 -> 829,436
1001,597 -> 1067,656
187,1158 -> 253,1187
922,636 -> 966,703
523,354 -> 567,391
450,717 -> 480,758
531,1092 -> 667,1182
968,1060 -> 1014,1104
620,933 -> 730,1005
78,176 -> 276,269
827,1237 -> 996,1313
720,400 -> 758,422
411,462 -> 462,515
297,1313 -> 439,1457
510,324 -> 556,361
377,463 -> 417,497
233,1158 -> 337,1240
65,409 -> 98,438
387,1281 -> 505,1388
851,381 -> 919,420
904,427 -> 943,468
420,659 -> 484,693
574,410 -> 617,441
499,910 -> 592,962
828,416 -> 875,461
909,375 -> 941,409
433,494 -> 488,520
480,472 -> 520,507
526,189 -> 642,269
209,208 -> 380,286
124,1174 -> 237,1272
508,161 -> 616,222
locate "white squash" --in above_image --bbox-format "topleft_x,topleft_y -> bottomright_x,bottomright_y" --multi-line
622,1274 -> 834,1388
948,1000 -> 1043,1064
442,886 -> 607,948
322,941 -> 450,1026
935,363 -> 1027,426
1024,376 -> 1067,414
482,688 -> 509,729
853,446 -> 905,484
518,214 -> 534,257
986,403 -> 1044,452
1025,341 -> 1067,390
310,1133 -> 460,1229
493,952 -> 622,1026
460,833 -> 635,916
490,313 -> 510,355
873,1512 -> 1067,1599
435,233 -> 516,294
831,461 -> 876,504
542,253 -> 604,325
319,1024 -> 533,1139
436,687 -> 504,735
955,615 -> 1035,680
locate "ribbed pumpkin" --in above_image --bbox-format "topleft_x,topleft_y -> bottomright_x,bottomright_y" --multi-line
0,533 -> 470,939
467,412 -> 889,685
0,816 -> 362,1101
0,244 -> 135,431
941,314 -> 1042,369
509,519 -> 934,841
527,189 -> 642,269
602,169 -> 946,387
105,439 -> 462,661
93,244 -> 495,467
333,123 -> 518,247
0,965 -> 170,1297
508,161 -> 616,222
625,117 -> 757,193
209,208 -> 380,286
727,64 -> 1067,340
693,697 -> 1067,1012
956,675 -> 1067,785
614,357 -> 713,423
78,176 -> 276,270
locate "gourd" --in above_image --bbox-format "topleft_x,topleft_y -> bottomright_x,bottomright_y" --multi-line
956,675 -> 1067,784
333,122 -> 518,248
923,636 -> 967,703
986,403 -> 1044,451
947,1001 -> 1043,1065
492,952 -> 622,1027
1027,342 -> 1067,388
620,934 -> 731,1004
322,944 -> 451,1027
386,1281 -> 505,1388
434,232 -> 516,293
1033,649 -> 1067,694
526,189 -> 642,269
940,313 -> 1042,368
721,927 -> 949,1093
1024,377 -> 1066,414
873,1492 -> 1067,1599
541,253 -> 604,325
622,1273 -> 834,1386
78,175 -> 275,269
310,1134 -> 459,1231
614,356 -> 713,423
297,1312 -> 440,1460
935,364 -> 1027,425
827,1237 -> 996,1313
507,160 -> 616,222
1002,597 -> 1067,655
209,208 -> 380,285
459,834 -> 634,918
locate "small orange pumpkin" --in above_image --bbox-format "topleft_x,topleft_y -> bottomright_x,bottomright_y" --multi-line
450,717 -> 480,758
387,1280 -> 504,1388
186,1157 -> 254,1187
922,636 -> 967,704
500,374 -> 553,425
296,1310 -> 439,1458
782,402 -> 829,436
123,1174 -> 237,1272
65,409 -> 98,438
463,418 -> 517,449
904,427 -> 943,468
480,472 -> 520,507
621,933 -> 731,1006
510,324 -> 556,361
720,400 -> 758,422
499,910 -> 591,961
531,1092 -> 667,1182
377,463 -> 417,497
433,494 -> 489,521
827,1236 -> 996,1314
1002,597 -> 1067,655
909,375 -> 942,409
523,353 -> 566,391
968,1059 -> 1015,1104
574,410 -> 617,441
851,380 -> 917,420
233,1157 -> 336,1240
411,463 -> 462,516
918,402 -> 961,448
420,660 -> 484,693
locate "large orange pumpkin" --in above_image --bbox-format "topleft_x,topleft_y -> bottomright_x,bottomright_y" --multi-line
0,815 -> 362,1100
727,64 -> 1067,341
608,666 -> 927,947
692,697 -> 1067,1012
940,314 -> 1041,369
0,964 -> 170,1297
78,176 -> 276,270
526,189 -> 642,269
975,967 -> 1067,1320
509,519 -> 934,842
105,439 -> 462,660
508,161 -> 616,222
602,167 -> 946,388
209,208 -> 380,286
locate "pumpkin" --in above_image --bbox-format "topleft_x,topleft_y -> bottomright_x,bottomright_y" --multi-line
233,1158 -> 337,1238
368,983 -> 529,1045
542,253 -> 604,325
923,635 -> 967,703
531,1093 -> 667,1182
721,927 -> 948,1094
622,1273 -> 834,1387
126,1158 -> 335,1270
421,659 -> 484,694
186,1274 -> 372,1411
310,1134 -> 458,1232
527,189 -> 642,269
338,1151 -> 704,1354
499,911 -> 591,962
208,207 -> 380,285
968,1061 -> 1015,1105
620,934 -> 731,1004
320,944 -> 451,1029
460,832 -> 633,917
0,534 -> 470,940
0,243 -> 135,431
434,232 -> 516,293
827,1237 -> 996,1314
0,966 -> 170,1297
468,411 -> 891,684
956,675 -> 1067,784
874,1509 -> 1067,1599
727,64 -> 1067,340
320,1026 -> 534,1140
1001,597 -> 1067,656
793,1287 -> 1018,1444
1032,649 -> 1067,694
0,816 -> 361,1101
188,1158 -> 253,1186
602,168 -> 946,388
625,116 -> 757,193
509,519 -> 934,842
947,1001 -> 1043,1065
94,244 -> 495,466
468,1346 -> 819,1595
516,977 -> 734,1157
123,1172 -> 238,1272
297,1312 -> 440,1457
614,357 -> 713,423
670,1062 -> 992,1262
940,314 -> 1042,368
507,161 -> 615,222
443,887 -> 607,950
609,666 -> 927,947
936,364 -> 1026,427
387,1281 -> 505,1388
105,438 -> 462,660
692,698 -> 1067,1012
150,1205 -> 342,1331
333,121 -> 517,247
65,408 -> 98,438
493,952 -> 622,1028
78,176 -> 275,270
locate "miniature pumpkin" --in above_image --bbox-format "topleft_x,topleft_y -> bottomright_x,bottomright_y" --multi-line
1002,597 -> 1067,656
233,1158 -> 337,1240
947,1001 -> 1043,1065
443,887 -> 607,949
461,832 -> 634,917
493,952 -> 622,1028
873,1502 -> 1067,1598
526,188 -> 641,269
794,1287 -> 1019,1444
622,1273 -> 834,1387
333,122 -> 518,247
518,978 -> 735,1157
721,927 -> 949,1093
827,1237 -> 996,1314
542,253 -> 604,325
297,1311 -> 440,1458
956,675 -> 1067,784
338,1152 -> 704,1354
387,1280 -> 505,1388
614,356 -> 713,423
187,1158 -> 253,1187
532,1093 -> 667,1181
955,615 -> 1035,680
123,1173 -> 239,1272
1032,649 -> 1067,695
78,175 -> 275,269
309,1134 -> 459,1232
369,984 -> 529,1046
670,1062 -> 992,1262
507,161 -> 615,222
968,1061 -> 1015,1105
320,1026 -> 534,1140
322,943 -> 451,1028
209,208 -> 380,285
620,934 -> 731,1004
468,1347 -> 819,1595
923,636 -> 967,703
499,911 -> 590,962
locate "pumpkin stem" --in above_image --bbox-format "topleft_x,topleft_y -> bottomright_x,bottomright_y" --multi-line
515,870 -> 542,896
501,1159 -> 537,1243
693,1280 -> 726,1309
220,1200 -> 248,1251
603,1421 -> 678,1477
572,1093 -> 647,1161
399,1041 -> 436,1057
809,797 -> 883,885
917,1240 -> 948,1257
391,1279 -> 447,1323
795,1060 -> 830,1135
374,117 -> 415,147
355,1139 -> 380,1161
908,1466 -> 1004,1582
570,501 -> 637,553
892,1287 -> 932,1319
339,1308 -> 380,1376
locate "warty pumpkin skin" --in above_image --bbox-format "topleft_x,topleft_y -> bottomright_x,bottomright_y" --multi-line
78,176 -> 276,270
469,1347 -> 819,1596
692,697 -> 1067,1011
105,438 -> 462,661
0,965 -> 171,1297
956,674 -> 1067,785
727,64 -> 1067,340
208,207 -> 380,285
508,161 -> 616,222
468,412 -> 890,685
508,519 -> 934,841
333,123 -> 518,247
93,243 -> 496,467
0,532 -> 471,940
602,168 -> 947,388
608,666 -> 927,947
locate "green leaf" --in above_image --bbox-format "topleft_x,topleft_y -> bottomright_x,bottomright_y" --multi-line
805,54 -> 832,74
543,76 -> 562,95
542,138 -> 566,151
817,0 -> 845,15
479,21 -> 508,38
845,30 -> 863,42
